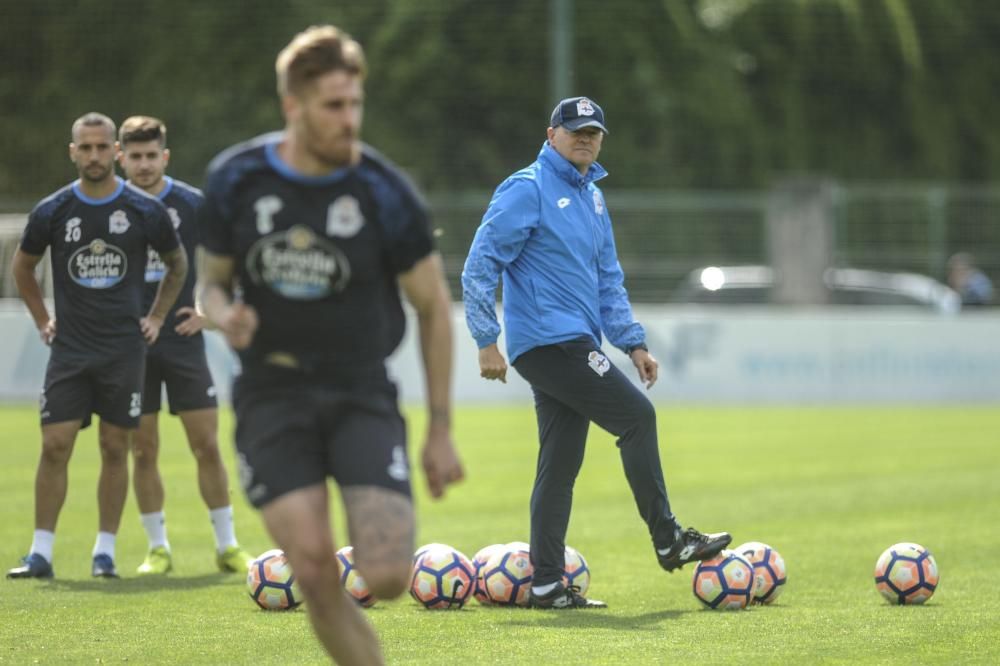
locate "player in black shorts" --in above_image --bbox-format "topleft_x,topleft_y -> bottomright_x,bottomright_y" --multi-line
7,112 -> 187,580
197,26 -> 463,663
118,116 -> 252,576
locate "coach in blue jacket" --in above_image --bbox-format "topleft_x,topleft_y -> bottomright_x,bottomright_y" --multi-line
462,97 -> 731,609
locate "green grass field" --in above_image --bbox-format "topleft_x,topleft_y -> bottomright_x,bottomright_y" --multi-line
1,403 -> 998,664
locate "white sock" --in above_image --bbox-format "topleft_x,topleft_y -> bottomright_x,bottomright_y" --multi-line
140,511 -> 170,550
93,532 -> 116,559
30,529 -> 55,562
209,506 -> 238,552
532,581 -> 559,596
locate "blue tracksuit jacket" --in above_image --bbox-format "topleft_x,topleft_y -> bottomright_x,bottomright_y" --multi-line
462,142 -> 644,363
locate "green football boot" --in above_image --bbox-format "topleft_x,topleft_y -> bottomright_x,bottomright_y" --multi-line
217,545 -> 254,573
136,547 -> 173,575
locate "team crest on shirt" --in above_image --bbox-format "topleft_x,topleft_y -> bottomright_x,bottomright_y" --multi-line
587,350 -> 610,376
593,191 -> 604,215
68,239 -> 127,289
246,224 -> 351,300
109,210 -> 130,234
326,195 -> 365,238
167,207 -> 181,229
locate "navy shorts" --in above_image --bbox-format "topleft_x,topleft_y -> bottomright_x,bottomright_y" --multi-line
232,368 -> 411,509
41,348 -> 146,429
142,338 -> 218,415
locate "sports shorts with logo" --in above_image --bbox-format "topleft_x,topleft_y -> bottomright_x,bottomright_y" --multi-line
41,346 -> 146,429
142,336 -> 218,415
232,364 -> 411,508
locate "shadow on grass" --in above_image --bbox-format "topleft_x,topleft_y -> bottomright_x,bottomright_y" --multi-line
501,607 -> 691,630
43,572 -> 239,594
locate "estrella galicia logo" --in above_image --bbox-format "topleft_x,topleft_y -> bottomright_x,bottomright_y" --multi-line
144,247 -> 166,283
68,239 -> 127,288
246,225 -> 350,300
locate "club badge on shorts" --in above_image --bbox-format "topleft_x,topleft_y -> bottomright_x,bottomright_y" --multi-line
588,350 -> 610,377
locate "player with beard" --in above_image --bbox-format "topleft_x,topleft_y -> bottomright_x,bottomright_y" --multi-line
117,116 -> 253,576
8,112 -> 187,580
196,26 -> 463,664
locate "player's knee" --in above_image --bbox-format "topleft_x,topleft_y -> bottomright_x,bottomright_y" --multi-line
189,435 -> 222,464
287,549 -> 339,597
98,435 -> 129,464
132,434 -> 159,463
357,559 -> 411,599
40,435 -> 73,465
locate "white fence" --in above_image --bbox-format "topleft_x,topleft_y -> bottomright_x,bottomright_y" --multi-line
2,301 -> 999,405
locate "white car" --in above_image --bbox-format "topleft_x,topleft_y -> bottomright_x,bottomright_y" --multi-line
672,265 -> 961,314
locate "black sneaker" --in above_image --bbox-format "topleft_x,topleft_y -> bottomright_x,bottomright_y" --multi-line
92,553 -> 119,579
529,581 -> 607,609
6,553 -> 54,579
657,527 -> 732,572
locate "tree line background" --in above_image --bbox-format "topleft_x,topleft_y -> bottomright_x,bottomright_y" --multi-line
1,0 -> 998,299
2,0 -> 999,205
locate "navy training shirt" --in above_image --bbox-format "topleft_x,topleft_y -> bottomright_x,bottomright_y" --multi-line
198,133 -> 434,373
19,177 -> 181,358
141,176 -> 203,347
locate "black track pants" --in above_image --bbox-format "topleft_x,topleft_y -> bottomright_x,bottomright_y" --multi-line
512,338 -> 679,586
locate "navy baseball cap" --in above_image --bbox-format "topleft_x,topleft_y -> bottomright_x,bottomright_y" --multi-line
549,96 -> 609,134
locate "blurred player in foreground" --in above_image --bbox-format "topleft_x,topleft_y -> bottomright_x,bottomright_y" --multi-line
196,25 -> 463,664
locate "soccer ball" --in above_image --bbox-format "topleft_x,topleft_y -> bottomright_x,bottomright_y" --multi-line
410,545 -> 475,609
874,542 -> 939,605
482,543 -> 533,606
692,550 -> 755,610
734,541 -> 786,605
336,546 -> 375,608
562,545 -> 591,596
413,542 -> 452,564
471,544 -> 505,605
247,549 -> 302,611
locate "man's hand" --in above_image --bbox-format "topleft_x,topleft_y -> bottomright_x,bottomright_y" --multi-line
140,314 -> 164,345
174,306 -> 206,336
631,348 -> 659,389
39,319 -> 56,345
478,344 -> 508,383
219,303 -> 259,350
421,425 -> 464,499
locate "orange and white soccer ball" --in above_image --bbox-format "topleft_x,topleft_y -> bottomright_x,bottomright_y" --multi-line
410,545 -> 475,610
246,549 -> 302,611
336,546 -> 375,608
734,541 -> 786,605
874,542 -> 939,605
472,544 -> 505,605
562,545 -> 591,596
482,542 -> 533,606
692,550 -> 755,610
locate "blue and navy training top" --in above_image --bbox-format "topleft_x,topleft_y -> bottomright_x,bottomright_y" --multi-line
141,176 -> 204,347
20,177 -> 180,359
198,133 -> 434,376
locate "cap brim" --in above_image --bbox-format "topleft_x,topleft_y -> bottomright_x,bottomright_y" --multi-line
560,118 -> 609,134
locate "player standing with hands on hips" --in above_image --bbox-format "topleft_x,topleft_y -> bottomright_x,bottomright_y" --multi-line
462,96 -> 732,609
196,25 -> 463,665
117,115 -> 253,576
8,112 -> 187,580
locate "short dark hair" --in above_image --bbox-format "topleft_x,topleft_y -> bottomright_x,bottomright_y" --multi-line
119,116 -> 167,147
71,112 -> 115,141
275,25 -> 367,97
